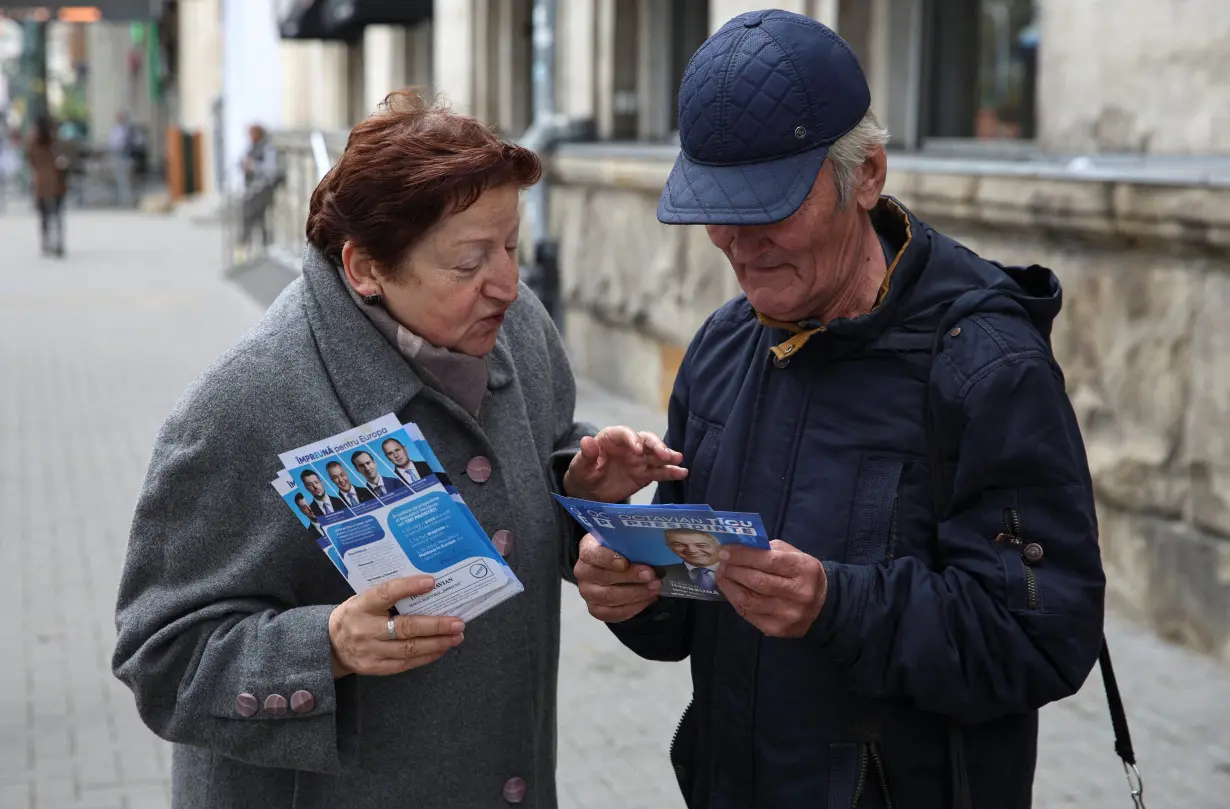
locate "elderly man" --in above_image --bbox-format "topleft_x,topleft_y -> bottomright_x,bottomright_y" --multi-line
573,10 -> 1111,809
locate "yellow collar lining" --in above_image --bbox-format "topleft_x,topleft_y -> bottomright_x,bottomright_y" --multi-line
758,198 -> 913,361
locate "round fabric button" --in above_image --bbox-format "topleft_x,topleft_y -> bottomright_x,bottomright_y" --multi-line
291,690 -> 316,714
235,693 -> 258,718
492,530 -> 515,557
264,694 -> 288,715
1023,542 -> 1045,564
502,776 -> 528,804
466,456 -> 493,483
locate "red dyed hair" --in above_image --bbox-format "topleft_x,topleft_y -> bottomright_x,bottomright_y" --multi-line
306,89 -> 542,270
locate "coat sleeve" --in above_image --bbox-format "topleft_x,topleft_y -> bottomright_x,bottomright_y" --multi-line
808,347 -> 1106,725
112,405 -> 355,774
534,301 -> 596,582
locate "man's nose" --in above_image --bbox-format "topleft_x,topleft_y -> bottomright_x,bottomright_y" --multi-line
727,227 -> 772,262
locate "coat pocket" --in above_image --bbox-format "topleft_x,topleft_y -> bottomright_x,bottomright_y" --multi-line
683,414 -> 724,503
845,457 -> 905,565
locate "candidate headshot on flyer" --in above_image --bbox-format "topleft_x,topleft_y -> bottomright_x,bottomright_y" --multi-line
349,447 -> 408,501
296,466 -> 351,520
654,528 -> 723,592
377,431 -> 433,488
324,458 -> 376,511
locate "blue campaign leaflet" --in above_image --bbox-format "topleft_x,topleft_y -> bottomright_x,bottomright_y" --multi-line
553,495 -> 771,602
271,414 -> 523,622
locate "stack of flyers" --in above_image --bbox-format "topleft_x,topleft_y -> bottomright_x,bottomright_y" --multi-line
553,495 -> 771,602
271,413 -> 522,622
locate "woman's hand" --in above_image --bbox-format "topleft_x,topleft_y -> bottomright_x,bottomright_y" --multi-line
328,576 -> 465,678
563,426 -> 687,503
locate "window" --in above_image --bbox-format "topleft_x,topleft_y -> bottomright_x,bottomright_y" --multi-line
923,0 -> 1038,141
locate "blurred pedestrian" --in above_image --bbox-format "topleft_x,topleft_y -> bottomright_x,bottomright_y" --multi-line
108,110 -> 136,207
25,115 -> 68,257
240,123 -> 281,248
0,129 -> 22,213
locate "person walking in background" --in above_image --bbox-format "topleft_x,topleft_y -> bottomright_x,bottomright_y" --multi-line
108,110 -> 135,207
240,123 -> 281,249
0,129 -> 22,213
25,115 -> 68,257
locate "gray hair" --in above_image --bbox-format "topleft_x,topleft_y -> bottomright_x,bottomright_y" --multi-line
828,110 -> 890,208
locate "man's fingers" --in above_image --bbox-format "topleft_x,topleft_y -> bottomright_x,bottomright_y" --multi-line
578,535 -> 630,571
587,597 -> 658,623
391,614 -> 465,640
718,561 -> 796,599
639,464 -> 689,482
719,545 -> 808,577
578,580 -> 662,608
716,574 -> 775,617
365,575 -> 435,611
577,435 -> 601,459
576,560 -> 656,586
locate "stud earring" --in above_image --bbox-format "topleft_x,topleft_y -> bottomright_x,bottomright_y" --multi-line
362,293 -> 383,306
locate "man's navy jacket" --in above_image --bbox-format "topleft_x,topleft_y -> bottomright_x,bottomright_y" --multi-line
609,199 -> 1106,808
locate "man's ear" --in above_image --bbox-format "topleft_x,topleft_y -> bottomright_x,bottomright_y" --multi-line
341,242 -> 383,298
855,145 -> 888,211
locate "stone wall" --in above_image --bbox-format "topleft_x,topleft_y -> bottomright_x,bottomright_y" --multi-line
1037,0 -> 1230,154
547,146 -> 1230,661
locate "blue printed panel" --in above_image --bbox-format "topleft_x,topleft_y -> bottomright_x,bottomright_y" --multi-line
387,492 -> 492,573
328,515 -> 386,551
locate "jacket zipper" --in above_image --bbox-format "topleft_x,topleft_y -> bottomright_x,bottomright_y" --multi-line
669,698 -> 693,773
869,744 -> 895,809
851,744 -> 869,807
996,507 -> 1038,610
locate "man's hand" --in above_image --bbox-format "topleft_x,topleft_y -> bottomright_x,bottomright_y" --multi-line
573,534 -> 662,622
716,540 -> 828,638
563,427 -> 687,504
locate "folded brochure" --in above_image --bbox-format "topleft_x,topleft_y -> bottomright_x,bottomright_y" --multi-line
553,495 -> 771,601
270,413 -> 522,623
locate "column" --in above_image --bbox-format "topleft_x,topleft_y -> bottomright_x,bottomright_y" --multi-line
557,0 -> 596,120
177,0 -> 223,193
636,0 -> 671,140
405,21 -> 433,90
433,0 -> 477,114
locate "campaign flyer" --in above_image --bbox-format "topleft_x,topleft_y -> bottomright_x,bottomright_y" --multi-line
272,415 -> 522,621
553,495 -> 771,602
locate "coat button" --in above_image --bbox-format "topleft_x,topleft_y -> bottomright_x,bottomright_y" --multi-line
502,776 -> 527,804
1023,542 -> 1044,564
264,694 -> 288,715
466,456 -> 493,483
492,529 -> 515,557
235,693 -> 258,717
291,690 -> 316,714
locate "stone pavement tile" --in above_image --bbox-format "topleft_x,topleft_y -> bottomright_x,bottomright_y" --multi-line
0,781 -> 32,809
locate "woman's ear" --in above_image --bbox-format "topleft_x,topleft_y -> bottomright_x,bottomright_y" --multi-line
340,242 -> 382,298
855,145 -> 888,211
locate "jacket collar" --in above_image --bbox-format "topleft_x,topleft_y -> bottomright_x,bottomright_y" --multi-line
298,244 -> 517,426
756,196 -> 929,361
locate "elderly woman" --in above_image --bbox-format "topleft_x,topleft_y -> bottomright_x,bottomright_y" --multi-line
113,90 -> 683,809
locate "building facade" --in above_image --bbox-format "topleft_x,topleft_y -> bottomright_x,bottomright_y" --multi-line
231,0 -> 1230,662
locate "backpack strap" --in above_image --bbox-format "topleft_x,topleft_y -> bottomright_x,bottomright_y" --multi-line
925,294 -> 1143,809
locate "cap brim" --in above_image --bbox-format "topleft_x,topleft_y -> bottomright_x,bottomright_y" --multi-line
656,145 -> 829,226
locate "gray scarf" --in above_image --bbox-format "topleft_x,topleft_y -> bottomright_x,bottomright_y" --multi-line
338,269 -> 491,419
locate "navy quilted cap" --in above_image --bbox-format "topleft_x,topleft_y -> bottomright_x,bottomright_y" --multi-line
658,9 -> 871,226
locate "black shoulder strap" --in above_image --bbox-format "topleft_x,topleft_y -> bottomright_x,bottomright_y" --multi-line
925,296 -> 1144,809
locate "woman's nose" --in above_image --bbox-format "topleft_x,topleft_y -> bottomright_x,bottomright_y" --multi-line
485,252 -> 521,302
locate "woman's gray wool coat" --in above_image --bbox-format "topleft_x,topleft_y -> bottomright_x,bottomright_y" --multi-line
112,244 -> 594,809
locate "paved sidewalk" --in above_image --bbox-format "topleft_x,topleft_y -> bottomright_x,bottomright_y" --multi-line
0,208 -> 1227,808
